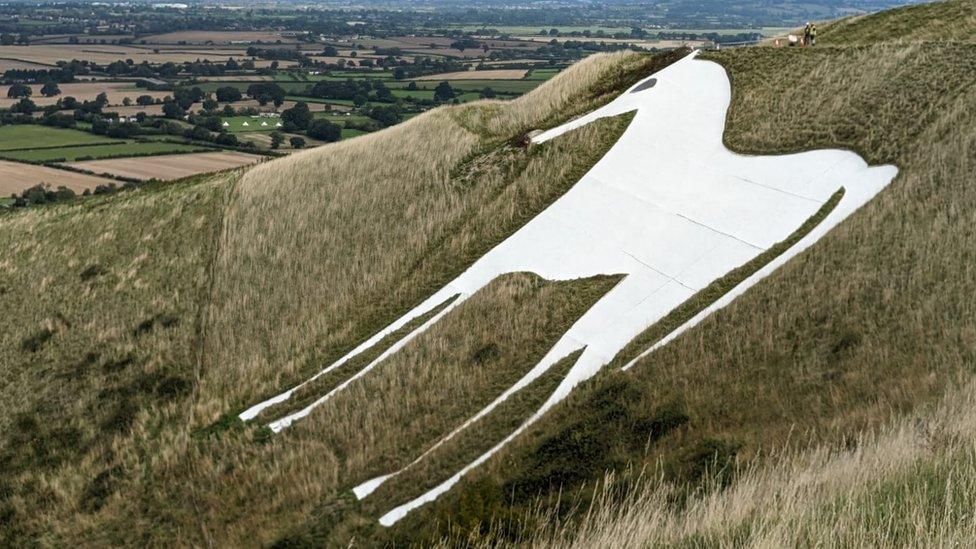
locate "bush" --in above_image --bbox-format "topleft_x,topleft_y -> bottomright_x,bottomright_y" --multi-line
281,101 -> 313,131
215,86 -> 242,103
307,118 -> 341,142
434,81 -> 455,101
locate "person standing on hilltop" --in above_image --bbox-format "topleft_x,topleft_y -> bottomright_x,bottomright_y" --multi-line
803,22 -> 812,46
809,23 -> 818,46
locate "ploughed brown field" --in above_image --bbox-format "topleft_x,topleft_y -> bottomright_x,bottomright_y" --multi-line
0,59 -> 50,72
0,82 -> 170,108
0,160 -> 115,194
66,151 -> 266,181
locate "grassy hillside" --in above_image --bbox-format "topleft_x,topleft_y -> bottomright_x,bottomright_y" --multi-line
494,380 -> 976,546
0,49 -> 685,545
395,1 -> 976,545
4,0 -> 973,544
820,0 -> 976,44
0,174 -> 230,544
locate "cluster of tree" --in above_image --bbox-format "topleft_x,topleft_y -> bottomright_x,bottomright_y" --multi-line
2,67 -> 77,85
9,181 -> 125,208
5,87 -> 105,115
246,46 -> 303,61
0,32 -> 29,45
246,83 -> 286,107
450,38 -> 483,52
51,58 -> 255,82
535,40 -> 637,60
280,101 -> 313,132
277,101 -> 342,143
268,130 -> 306,150
307,118 -> 341,142
7,82 -> 61,99
214,86 -> 243,103
308,79 -> 379,103
691,32 -> 764,45
366,104 -> 403,127
536,27 -> 650,39
434,81 -> 456,102
9,184 -> 76,208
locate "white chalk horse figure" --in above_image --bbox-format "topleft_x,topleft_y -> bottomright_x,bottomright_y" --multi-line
239,51 -> 898,524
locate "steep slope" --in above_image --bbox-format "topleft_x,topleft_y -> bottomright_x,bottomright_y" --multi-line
385,2 -> 976,546
3,1 -> 973,544
0,175 -> 231,544
0,49 -> 681,545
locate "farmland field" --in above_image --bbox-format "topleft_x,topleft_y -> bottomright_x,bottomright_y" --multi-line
0,159 -> 115,194
0,141 -> 212,162
340,128 -> 368,139
67,150 -> 266,180
194,80 -> 310,94
0,82 -> 170,108
0,125 -> 116,151
285,95 -> 356,107
0,58 -> 51,72
0,44 -> 249,66
525,68 -> 561,80
139,30 -> 295,44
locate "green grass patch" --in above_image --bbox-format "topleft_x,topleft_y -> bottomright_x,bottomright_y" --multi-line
442,80 -> 539,94
524,68 -> 561,81
285,95 -> 355,107
340,128 -> 368,139
195,81 -> 310,94
328,70 -> 394,79
613,187 -> 846,367
365,347 -> 582,515
0,125 -> 115,152
0,141 -> 212,162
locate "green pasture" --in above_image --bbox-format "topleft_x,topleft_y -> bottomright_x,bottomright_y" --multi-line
525,68 -> 560,80
0,125 -> 115,151
0,141 -> 212,162
285,95 -> 356,107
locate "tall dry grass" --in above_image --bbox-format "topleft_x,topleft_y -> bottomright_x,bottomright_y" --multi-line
496,379 -> 976,548
820,0 -> 976,45
0,174 -> 233,545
